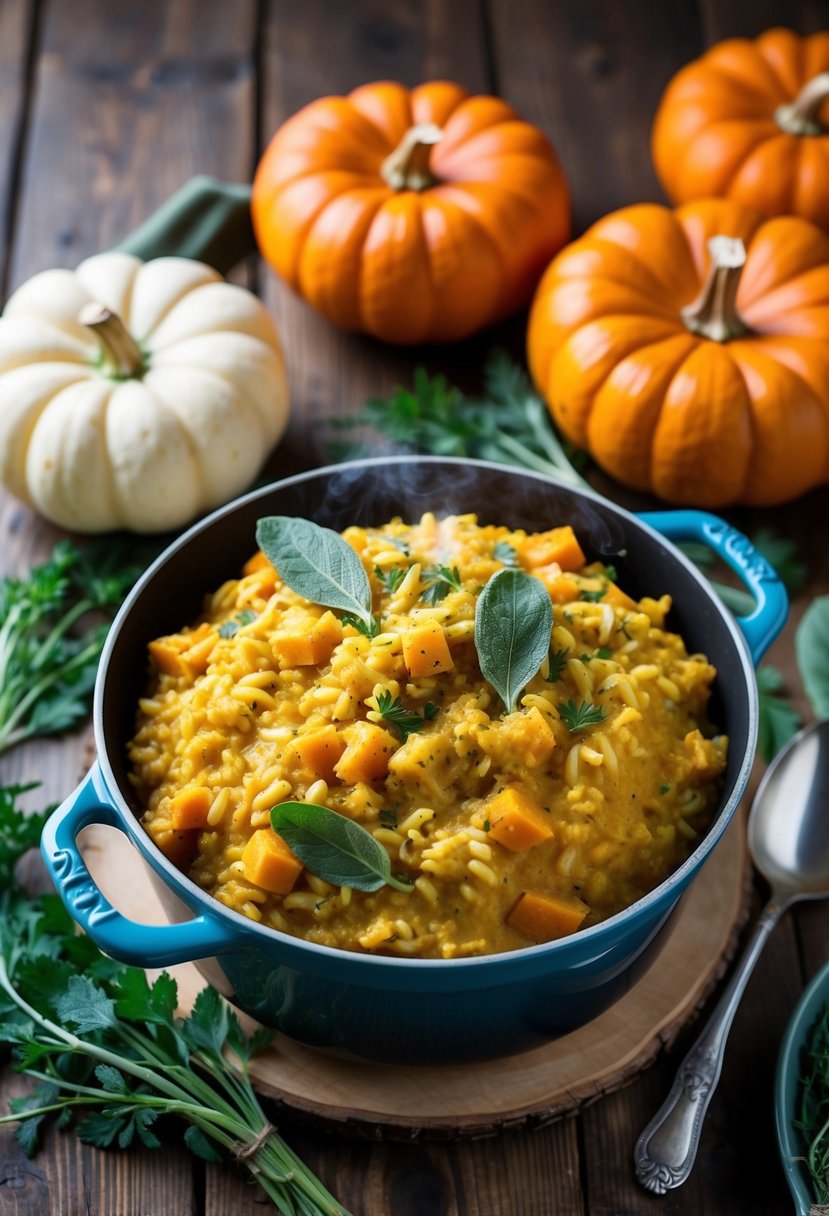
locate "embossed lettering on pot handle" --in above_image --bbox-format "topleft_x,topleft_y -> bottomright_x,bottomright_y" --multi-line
634,895 -> 790,1193
639,510 -> 788,664
41,763 -> 237,967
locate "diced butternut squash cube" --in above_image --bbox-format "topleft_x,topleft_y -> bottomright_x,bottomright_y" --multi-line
243,549 -> 274,576
517,526 -> 586,573
273,611 -> 344,667
486,787 -> 554,851
334,721 -> 397,784
603,582 -> 639,613
286,725 -> 346,782
149,623 -> 217,676
506,890 -> 589,942
531,566 -> 580,604
148,638 -> 188,677
152,827 -> 198,868
170,785 -> 213,831
401,620 -> 454,677
242,829 -> 304,894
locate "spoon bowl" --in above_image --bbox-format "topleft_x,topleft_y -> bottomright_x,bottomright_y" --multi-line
749,720 -> 829,898
636,719 -> 829,1194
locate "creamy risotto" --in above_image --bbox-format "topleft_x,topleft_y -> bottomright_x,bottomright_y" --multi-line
128,514 -> 727,959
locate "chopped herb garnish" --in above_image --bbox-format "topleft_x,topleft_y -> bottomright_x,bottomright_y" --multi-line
374,566 -> 407,595
375,691 -> 439,741
340,613 -> 381,639
493,541 -> 520,568
659,784 -> 671,795
421,564 -> 463,605
603,564 -> 618,582
595,647 -> 613,660
218,609 -> 257,639
546,646 -> 569,683
581,588 -> 606,603
559,699 -> 607,732
379,809 -> 399,830
483,819 -> 491,832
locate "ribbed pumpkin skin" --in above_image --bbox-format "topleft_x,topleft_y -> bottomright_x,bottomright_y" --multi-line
527,198 -> 829,508
652,28 -> 829,232
252,80 -> 571,344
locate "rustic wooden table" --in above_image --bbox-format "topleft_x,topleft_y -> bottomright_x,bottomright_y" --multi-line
1,1 -> 828,1212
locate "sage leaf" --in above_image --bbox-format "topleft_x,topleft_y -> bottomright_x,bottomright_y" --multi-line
256,516 -> 374,633
270,802 -> 412,893
474,569 -> 552,714
757,665 -> 801,762
796,596 -> 829,719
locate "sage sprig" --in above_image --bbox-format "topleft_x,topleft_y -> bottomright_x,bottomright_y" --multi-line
474,569 -> 552,714
270,802 -> 413,893
256,516 -> 377,636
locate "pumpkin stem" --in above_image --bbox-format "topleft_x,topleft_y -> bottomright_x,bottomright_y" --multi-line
775,71 -> 829,137
681,236 -> 748,343
79,303 -> 145,378
380,123 -> 444,191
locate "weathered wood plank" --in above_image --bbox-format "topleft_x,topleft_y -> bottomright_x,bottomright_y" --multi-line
0,0 -> 35,294
700,0 -> 829,41
485,0 -> 703,233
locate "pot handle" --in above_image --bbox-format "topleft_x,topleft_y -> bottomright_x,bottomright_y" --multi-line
639,510 -> 788,665
41,764 -> 237,967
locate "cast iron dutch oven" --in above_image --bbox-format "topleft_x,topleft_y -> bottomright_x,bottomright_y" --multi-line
41,457 -> 787,1064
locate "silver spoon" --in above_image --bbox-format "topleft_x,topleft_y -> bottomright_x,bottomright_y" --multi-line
634,719 -> 829,1194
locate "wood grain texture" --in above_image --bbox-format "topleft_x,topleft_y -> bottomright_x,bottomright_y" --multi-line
485,0 -> 703,232
0,0 -> 35,296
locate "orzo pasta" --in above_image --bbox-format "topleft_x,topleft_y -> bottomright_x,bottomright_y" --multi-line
128,513 -> 727,959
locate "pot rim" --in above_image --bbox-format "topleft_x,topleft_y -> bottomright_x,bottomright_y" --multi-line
94,455 -> 758,973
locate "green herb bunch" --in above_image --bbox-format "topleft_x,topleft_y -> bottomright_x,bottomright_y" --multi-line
0,541 -> 141,756
0,884 -> 348,1216
796,1001 -> 829,1203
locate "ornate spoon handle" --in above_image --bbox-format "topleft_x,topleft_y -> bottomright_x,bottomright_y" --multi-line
634,894 -> 788,1194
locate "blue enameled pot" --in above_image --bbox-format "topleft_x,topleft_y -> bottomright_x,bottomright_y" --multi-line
41,457 -> 787,1064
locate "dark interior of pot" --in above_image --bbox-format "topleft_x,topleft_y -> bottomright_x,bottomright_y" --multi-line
101,458 -> 753,846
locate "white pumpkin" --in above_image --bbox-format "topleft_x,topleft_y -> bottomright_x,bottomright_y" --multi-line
0,252 -> 290,533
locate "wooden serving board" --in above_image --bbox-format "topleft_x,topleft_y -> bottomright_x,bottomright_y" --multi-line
79,809 -> 750,1139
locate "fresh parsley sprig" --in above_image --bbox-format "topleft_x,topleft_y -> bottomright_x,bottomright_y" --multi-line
218,609 -> 257,639
0,542 -> 141,756
0,892 -> 348,1215
374,566 -> 407,595
0,784 -> 54,890
374,691 -> 439,741
559,699 -> 607,732
329,351 -> 590,489
421,564 -> 462,605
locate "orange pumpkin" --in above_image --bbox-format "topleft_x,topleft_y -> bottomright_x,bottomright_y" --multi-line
652,27 -> 829,231
527,197 -> 829,508
252,80 -> 570,344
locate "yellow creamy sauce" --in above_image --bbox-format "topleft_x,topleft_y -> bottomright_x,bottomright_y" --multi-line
128,514 -> 727,959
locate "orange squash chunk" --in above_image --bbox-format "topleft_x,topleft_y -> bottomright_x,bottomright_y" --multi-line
170,785 -> 212,831
531,566 -> 580,604
153,827 -> 198,868
286,725 -> 346,781
149,623 -> 217,676
486,787 -> 554,852
517,526 -> 586,573
242,549 -> 277,595
506,891 -> 589,942
273,611 -> 344,667
242,829 -> 303,894
334,721 -> 397,784
603,581 -> 639,613
401,620 -> 454,677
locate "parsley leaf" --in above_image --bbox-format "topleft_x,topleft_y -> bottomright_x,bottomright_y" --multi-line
375,690 -> 439,741
374,565 -> 407,594
546,647 -> 569,684
421,564 -> 462,605
0,784 -> 53,888
559,699 -> 607,732
580,588 -> 606,603
0,542 -> 141,755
